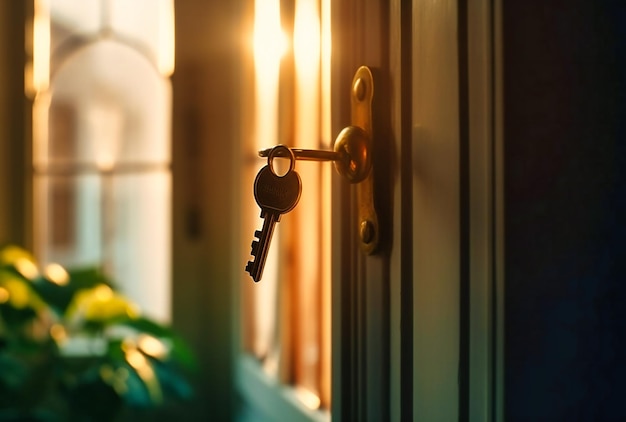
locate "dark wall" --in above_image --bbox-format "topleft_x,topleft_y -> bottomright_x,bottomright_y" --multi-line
503,1 -> 626,420
0,1 -> 28,247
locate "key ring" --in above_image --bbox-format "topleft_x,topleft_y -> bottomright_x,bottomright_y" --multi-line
267,145 -> 296,177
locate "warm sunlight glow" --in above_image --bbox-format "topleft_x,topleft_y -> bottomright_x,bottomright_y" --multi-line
0,287 -> 9,304
245,0 -> 331,410
44,263 -> 69,286
292,0 -> 324,407
295,386 -> 322,410
32,0 -> 51,93
138,334 -> 168,359
251,0 -> 284,361
15,258 -> 40,280
157,0 -> 176,76
294,0 -> 321,81
253,0 -> 288,76
50,323 -> 68,344
125,347 -> 147,369
320,2 -> 332,408
321,0 -> 332,145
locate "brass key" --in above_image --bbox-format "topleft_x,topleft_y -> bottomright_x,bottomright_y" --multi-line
245,145 -> 302,282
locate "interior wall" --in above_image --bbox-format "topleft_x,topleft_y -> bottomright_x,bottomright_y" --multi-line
503,1 -> 626,420
0,1 -> 28,247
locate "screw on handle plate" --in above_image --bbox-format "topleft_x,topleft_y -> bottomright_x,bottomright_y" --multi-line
350,66 -> 378,254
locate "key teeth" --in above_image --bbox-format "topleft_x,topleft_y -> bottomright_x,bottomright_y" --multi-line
245,262 -> 261,283
247,208 -> 282,283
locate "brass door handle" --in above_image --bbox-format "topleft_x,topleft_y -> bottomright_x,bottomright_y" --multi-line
257,66 -> 379,254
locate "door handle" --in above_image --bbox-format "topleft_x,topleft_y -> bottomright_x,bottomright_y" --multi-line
258,66 -> 379,254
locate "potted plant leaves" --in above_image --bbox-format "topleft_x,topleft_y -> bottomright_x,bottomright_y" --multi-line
0,245 -> 195,421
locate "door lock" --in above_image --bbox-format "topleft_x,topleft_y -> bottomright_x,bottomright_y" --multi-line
258,66 -> 379,254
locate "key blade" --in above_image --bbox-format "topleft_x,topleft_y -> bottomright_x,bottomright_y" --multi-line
246,211 -> 280,282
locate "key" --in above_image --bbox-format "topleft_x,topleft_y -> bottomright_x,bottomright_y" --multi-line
245,146 -> 302,282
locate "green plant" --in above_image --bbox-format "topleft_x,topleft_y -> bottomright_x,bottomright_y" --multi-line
0,245 -> 195,421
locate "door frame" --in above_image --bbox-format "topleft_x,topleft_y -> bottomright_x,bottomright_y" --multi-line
330,0 -> 392,420
330,0 -> 504,420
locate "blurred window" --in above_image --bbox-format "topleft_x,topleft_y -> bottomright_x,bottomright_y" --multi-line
30,0 -> 174,321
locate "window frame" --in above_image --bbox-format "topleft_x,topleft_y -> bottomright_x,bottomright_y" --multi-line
233,0 -> 333,418
236,355 -> 330,422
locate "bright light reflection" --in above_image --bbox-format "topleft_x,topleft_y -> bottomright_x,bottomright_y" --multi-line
44,263 -> 69,286
126,347 -> 148,369
157,0 -> 176,76
294,0 -> 321,80
15,258 -> 40,280
32,0 -> 51,93
292,0 -> 323,402
138,334 -> 167,359
253,0 -> 288,75
295,386 -> 322,410
251,0 -> 284,361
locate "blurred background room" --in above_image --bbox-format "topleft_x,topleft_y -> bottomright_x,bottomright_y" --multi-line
1,1 -> 625,421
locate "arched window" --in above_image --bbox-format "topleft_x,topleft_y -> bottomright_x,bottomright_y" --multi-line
31,0 -> 174,321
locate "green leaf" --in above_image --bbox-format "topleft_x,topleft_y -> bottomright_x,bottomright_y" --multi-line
0,303 -> 38,327
0,245 -> 37,267
0,270 -> 46,319
149,357 -> 194,401
105,339 -> 126,363
64,366 -> 123,421
0,246 -> 40,283
119,362 -> 154,408
115,317 -> 197,370
0,352 -> 28,396
32,267 -> 114,316
0,246 -> 196,417
66,267 -> 114,290
64,284 -> 140,327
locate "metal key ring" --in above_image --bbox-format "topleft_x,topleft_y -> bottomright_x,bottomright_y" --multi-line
267,145 -> 296,177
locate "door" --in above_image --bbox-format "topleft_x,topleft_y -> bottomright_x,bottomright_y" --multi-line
330,0 -> 502,420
